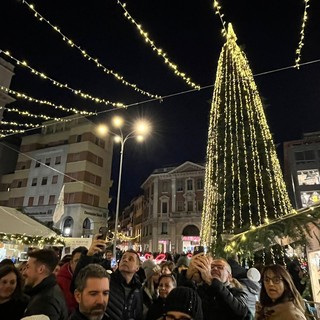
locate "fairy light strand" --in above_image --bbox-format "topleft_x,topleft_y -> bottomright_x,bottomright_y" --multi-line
0,50 -> 126,108
21,0 -> 161,100
0,85 -> 96,116
3,107 -> 63,122
116,0 -> 200,90
295,0 -> 311,69
213,1 -> 228,38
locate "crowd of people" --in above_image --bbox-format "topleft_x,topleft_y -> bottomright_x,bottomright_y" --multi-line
0,235 -> 317,320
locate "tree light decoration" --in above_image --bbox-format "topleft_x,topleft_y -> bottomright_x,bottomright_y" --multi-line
116,0 -> 200,90
21,0 -> 161,100
200,24 -> 294,253
295,0 -> 310,69
1,50 -> 126,108
0,85 -> 96,116
213,0 -> 228,37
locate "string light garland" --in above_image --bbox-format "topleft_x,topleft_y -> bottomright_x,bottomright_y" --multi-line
0,232 -> 65,247
295,0 -> 311,69
116,0 -> 200,90
0,50 -> 126,108
21,0 -> 161,100
200,24 -> 294,253
213,1 -> 228,37
0,120 -> 41,128
0,85 -> 96,116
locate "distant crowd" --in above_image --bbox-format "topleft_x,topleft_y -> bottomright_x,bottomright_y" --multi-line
0,234 -> 317,320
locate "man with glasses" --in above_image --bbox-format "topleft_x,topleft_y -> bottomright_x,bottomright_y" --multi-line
70,263 -> 110,320
185,255 -> 249,320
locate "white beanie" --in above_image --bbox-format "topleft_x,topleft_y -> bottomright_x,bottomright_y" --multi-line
247,267 -> 261,282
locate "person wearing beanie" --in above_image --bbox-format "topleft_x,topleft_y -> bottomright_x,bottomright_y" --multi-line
175,255 -> 190,273
164,286 -> 203,320
142,259 -> 161,317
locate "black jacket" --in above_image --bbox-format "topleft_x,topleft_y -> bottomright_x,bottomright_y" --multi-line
197,279 -> 249,320
0,294 -> 29,320
146,297 -> 166,320
24,274 -> 68,320
105,270 -> 143,320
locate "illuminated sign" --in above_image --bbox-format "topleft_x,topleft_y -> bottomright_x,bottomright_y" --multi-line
182,236 -> 200,241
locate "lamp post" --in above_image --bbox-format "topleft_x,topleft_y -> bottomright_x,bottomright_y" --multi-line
98,116 -> 151,258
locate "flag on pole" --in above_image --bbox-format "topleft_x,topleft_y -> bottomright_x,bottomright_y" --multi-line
53,185 -> 65,224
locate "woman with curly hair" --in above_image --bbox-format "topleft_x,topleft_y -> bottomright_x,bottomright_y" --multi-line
256,264 -> 306,320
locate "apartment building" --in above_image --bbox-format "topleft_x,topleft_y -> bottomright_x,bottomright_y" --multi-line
0,115 -> 113,237
140,161 -> 205,253
283,131 -> 320,209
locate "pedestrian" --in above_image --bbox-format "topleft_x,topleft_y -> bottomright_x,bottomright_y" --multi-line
22,248 -> 68,320
256,264 -> 307,320
69,263 -> 110,320
0,265 -> 29,320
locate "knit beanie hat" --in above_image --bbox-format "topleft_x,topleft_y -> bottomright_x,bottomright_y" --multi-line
176,255 -> 190,268
247,267 -> 261,282
142,259 -> 161,280
165,287 -> 203,319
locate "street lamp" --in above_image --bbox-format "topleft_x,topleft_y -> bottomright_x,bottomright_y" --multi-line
98,116 -> 151,258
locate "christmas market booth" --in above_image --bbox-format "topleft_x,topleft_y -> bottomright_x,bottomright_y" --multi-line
0,206 -> 65,262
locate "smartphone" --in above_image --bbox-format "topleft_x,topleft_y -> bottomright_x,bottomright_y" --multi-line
98,227 -> 108,240
193,245 -> 205,255
111,258 -> 117,268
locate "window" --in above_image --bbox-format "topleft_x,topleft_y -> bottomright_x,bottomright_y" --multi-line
38,196 -> 44,205
55,156 -> 61,165
197,200 -> 203,211
28,197 -> 34,206
162,181 -> 169,193
76,135 -> 82,142
45,158 -> 51,166
297,169 -> 320,186
197,178 -> 204,190
41,177 -> 48,185
187,201 -> 193,211
176,179 -> 184,191
162,202 -> 168,214
161,222 -> 168,234
187,179 -> 193,191
52,175 -> 58,184
35,160 -> 41,168
31,178 -> 37,186
295,150 -> 316,163
177,201 -> 184,211
17,181 -> 22,188
49,195 -> 55,205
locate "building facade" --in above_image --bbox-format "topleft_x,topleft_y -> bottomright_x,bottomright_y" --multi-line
284,132 -> 320,209
140,161 -> 205,253
0,115 -> 113,237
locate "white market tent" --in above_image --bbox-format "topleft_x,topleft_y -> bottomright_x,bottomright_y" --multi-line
0,206 -> 57,237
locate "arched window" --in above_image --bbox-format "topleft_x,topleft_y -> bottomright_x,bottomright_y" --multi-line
182,225 -> 199,236
82,218 -> 93,237
63,217 -> 73,237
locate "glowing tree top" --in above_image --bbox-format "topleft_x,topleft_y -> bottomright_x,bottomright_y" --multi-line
200,24 -> 294,253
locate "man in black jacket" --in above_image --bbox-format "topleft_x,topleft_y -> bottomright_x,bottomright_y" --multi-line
23,248 -> 68,320
72,235 -> 143,320
70,263 -> 110,320
185,255 -> 249,320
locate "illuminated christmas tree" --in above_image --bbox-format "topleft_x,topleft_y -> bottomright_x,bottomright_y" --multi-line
200,24 -> 295,255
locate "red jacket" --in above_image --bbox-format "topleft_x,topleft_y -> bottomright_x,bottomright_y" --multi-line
56,262 -> 77,315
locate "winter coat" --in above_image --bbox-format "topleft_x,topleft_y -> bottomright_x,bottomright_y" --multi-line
146,297 -> 166,320
57,262 -> 78,315
0,294 -> 29,320
105,270 -> 143,320
24,274 -> 68,320
255,301 -> 307,320
238,278 -> 261,317
197,279 -> 250,320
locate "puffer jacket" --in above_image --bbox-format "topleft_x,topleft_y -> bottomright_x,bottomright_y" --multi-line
24,274 -> 68,320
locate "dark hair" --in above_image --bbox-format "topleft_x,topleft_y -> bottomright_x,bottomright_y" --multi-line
260,264 -> 305,313
75,263 -> 110,292
159,274 -> 177,288
0,258 -> 14,267
72,246 -> 88,258
0,265 -> 24,300
120,249 -> 141,266
28,248 -> 59,273
160,261 -> 175,273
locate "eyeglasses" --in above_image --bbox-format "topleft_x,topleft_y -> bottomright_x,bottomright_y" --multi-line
211,264 -> 226,270
165,315 -> 192,320
263,276 -> 283,284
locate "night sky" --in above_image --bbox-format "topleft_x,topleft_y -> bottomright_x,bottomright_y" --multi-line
1,0 -> 320,213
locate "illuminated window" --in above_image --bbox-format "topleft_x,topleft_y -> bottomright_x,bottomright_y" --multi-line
297,169 -> 320,186
300,190 -> 320,208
